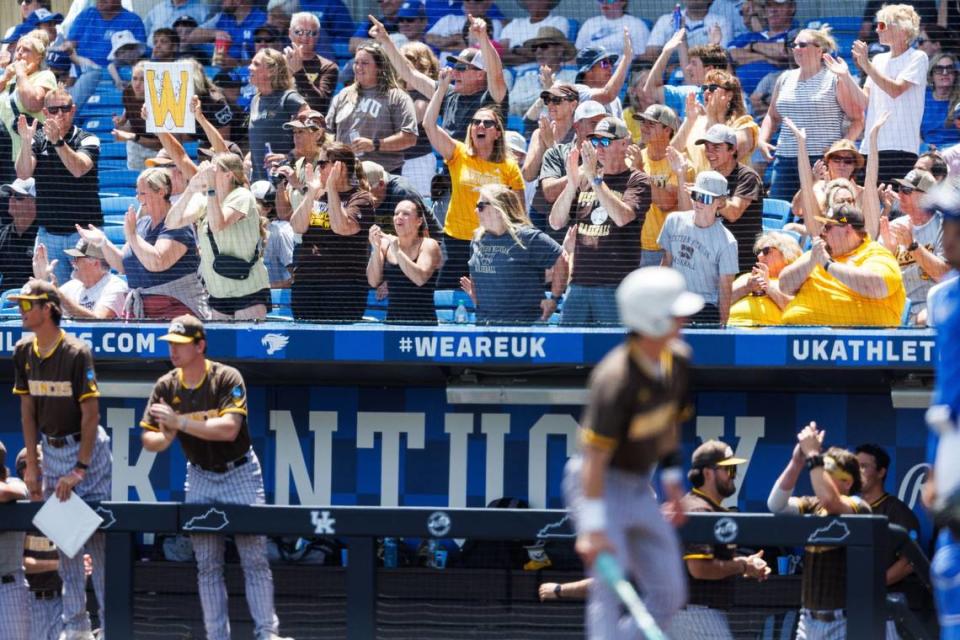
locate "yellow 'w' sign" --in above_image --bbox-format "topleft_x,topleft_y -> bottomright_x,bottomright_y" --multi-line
144,62 -> 196,134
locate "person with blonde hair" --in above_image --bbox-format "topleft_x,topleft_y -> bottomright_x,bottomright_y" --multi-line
460,184 -> 568,323
921,52 -> 960,147
826,3 -> 927,185
728,231 -> 803,326
759,26 -> 864,200
166,152 -> 271,320
248,47 -> 307,182
0,34 -> 56,184
399,41 -> 440,196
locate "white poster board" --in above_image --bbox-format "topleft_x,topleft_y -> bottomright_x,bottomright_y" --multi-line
144,62 -> 196,134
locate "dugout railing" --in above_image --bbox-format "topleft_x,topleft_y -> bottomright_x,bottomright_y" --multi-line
0,503 -> 913,639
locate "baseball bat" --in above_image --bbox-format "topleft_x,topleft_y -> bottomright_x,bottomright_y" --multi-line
594,551 -> 668,640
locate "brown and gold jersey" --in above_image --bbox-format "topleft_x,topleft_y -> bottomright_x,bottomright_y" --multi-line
12,331 -> 100,437
680,489 -> 737,608
140,360 -> 251,470
579,340 -> 693,474
797,495 -> 871,610
24,533 -> 61,593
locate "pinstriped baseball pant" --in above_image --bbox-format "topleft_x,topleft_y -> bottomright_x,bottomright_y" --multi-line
0,570 -> 30,640
41,427 -> 111,638
670,604 -> 735,639
29,594 -> 64,640
184,449 -> 279,640
564,457 -> 688,639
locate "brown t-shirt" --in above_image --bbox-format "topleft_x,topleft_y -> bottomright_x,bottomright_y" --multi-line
870,492 -> 923,594
140,360 -> 252,470
294,54 -> 340,116
571,169 -> 652,287
680,489 -> 737,608
24,533 -> 61,593
579,340 -> 693,474
292,187 -> 376,285
797,495 -> 871,610
13,332 -> 100,438
721,163 -> 764,274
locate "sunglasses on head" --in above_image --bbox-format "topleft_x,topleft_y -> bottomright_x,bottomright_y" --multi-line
45,104 -> 72,114
829,155 -> 857,165
589,136 -> 612,147
292,29 -> 318,37
701,83 -> 721,93
934,64 -> 957,74
475,200 -> 492,211
471,118 -> 498,129
692,191 -> 716,205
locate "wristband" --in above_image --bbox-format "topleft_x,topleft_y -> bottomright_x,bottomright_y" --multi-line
824,259 -> 836,273
578,498 -> 607,533
74,461 -> 89,471
907,241 -> 919,252
206,189 -> 216,197
133,133 -> 141,142
805,453 -> 824,471
592,175 -> 603,187
178,416 -> 188,432
373,137 -> 381,151
70,468 -> 85,482
53,138 -> 66,148
554,583 -> 562,599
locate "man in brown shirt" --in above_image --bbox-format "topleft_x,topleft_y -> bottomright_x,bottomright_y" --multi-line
140,315 -> 290,640
564,266 -> 704,637
11,278 -> 111,640
767,423 -> 871,638
285,12 -> 340,115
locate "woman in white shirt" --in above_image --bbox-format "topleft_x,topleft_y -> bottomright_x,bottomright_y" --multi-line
575,0 -> 649,57
827,3 -> 926,186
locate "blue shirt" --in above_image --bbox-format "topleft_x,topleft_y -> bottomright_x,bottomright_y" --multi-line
928,277 -> 960,465
921,90 -> 960,148
122,216 -> 200,290
664,84 -> 700,119
728,28 -> 794,95
299,0 -> 357,42
68,7 -> 147,66
214,8 -> 267,62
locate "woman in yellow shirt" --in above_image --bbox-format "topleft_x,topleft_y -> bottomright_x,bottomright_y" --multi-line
728,231 -> 803,327
422,67 -> 524,289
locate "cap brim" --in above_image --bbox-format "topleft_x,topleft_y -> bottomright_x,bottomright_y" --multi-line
716,456 -> 747,466
448,55 -> 483,70
892,178 -> 925,191
671,291 -> 705,317
9,294 -> 50,301
689,186 -> 725,198
158,334 -> 195,344
64,249 -> 85,257
145,158 -> 174,167
813,215 -> 843,225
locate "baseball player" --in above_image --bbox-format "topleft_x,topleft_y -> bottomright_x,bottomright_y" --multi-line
11,278 -> 111,640
139,315 -> 290,640
0,440 -> 30,640
768,423 -> 871,639
563,266 -> 703,637
16,447 -> 65,640
922,183 -> 960,640
671,440 -> 771,639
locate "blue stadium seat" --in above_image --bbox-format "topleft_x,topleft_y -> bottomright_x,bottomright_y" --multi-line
101,142 -> 127,159
901,299 -> 913,326
434,289 -> 475,324
762,198 -> 792,230
269,288 -> 292,320
806,17 -> 861,62
82,118 -> 114,136
567,18 -> 579,43
104,225 -> 126,246
101,196 -> 139,217
362,288 -> 388,322
99,170 -> 140,196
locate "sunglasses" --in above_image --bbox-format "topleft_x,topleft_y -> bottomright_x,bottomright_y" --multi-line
701,83 -> 721,93
316,159 -> 330,168
543,96 -> 573,105
917,37 -> 928,45
828,155 -> 857,165
899,186 -> 916,195
692,191 -> 716,205
470,118 -> 498,129
17,299 -> 37,312
45,104 -> 72,114
452,63 -> 480,72
934,64 -> 957,74
877,20 -> 887,31
790,41 -> 815,49
589,136 -> 612,147
8,194 -> 27,201
596,59 -> 613,69
756,246 -> 775,257
475,200 -> 491,211
533,43 -> 558,50
292,29 -> 318,37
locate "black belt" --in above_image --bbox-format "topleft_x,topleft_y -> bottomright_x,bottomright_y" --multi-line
1,574 -> 15,584
807,609 -> 844,622
44,432 -> 81,449
33,589 -> 58,600
196,453 -> 249,474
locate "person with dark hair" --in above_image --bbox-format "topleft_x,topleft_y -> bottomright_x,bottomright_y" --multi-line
350,0 -> 404,54
768,423 -> 871,639
290,142 -> 377,321
12,278 -> 112,640
327,41 -> 418,174
151,28 -> 180,61
0,439 -> 29,640
0,178 -> 39,287
855,444 -> 921,592
645,32 -> 730,121
498,0 -> 569,66
571,33 -> 634,118
140,315 -> 291,640
916,151 -> 949,183
143,0 -> 210,48
367,197 -> 442,324
362,160 -> 442,237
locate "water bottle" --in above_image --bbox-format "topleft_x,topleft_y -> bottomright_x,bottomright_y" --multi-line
673,4 -> 683,31
454,303 -> 468,324
384,537 -> 398,568
426,539 -> 438,567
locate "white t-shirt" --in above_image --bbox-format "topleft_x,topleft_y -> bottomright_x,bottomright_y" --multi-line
942,142 -> 960,177
575,15 -> 650,55
500,14 -> 569,50
859,48 -> 928,154
647,9 -> 731,49
708,0 -> 749,38
60,272 -> 128,319
426,15 -> 505,65
508,64 -> 578,116
576,84 -> 623,118
657,210 -> 739,305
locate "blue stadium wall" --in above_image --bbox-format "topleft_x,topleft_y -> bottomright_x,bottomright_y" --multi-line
0,322 -> 936,542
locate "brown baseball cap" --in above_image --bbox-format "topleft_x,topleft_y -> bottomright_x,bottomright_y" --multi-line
158,314 -> 206,344
540,83 -> 578,102
9,279 -> 60,308
65,238 -> 105,260
145,150 -> 175,168
633,104 -> 680,132
691,440 -> 747,468
815,204 -> 865,229
592,116 -> 630,140
893,169 -> 937,194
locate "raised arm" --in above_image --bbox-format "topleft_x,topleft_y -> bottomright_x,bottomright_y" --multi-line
757,82 -> 782,161
584,28 -> 633,105
191,95 -> 228,155
796,423 -> 856,514
823,52 -> 868,111
861,111 -> 889,240
368,15 -> 436,98
644,29 -> 686,105
423,69 -> 457,161
325,163 -> 361,236
782,117 -> 822,237
15,115 -> 38,179
549,147 -> 581,230
290,162 -> 322,235
166,163 -> 212,229
469,16 -> 506,104
76,224 -> 125,273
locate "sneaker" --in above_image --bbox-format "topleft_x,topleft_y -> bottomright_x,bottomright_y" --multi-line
257,634 -> 293,640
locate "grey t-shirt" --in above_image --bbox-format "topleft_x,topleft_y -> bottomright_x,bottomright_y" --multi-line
249,89 -> 308,182
893,212 -> 944,309
265,219 -> 298,284
658,210 -> 739,305
441,85 -> 509,143
469,226 -> 562,323
328,86 -> 419,172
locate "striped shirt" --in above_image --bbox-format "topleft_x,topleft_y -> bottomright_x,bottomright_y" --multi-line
774,68 -> 845,157
191,188 -> 270,300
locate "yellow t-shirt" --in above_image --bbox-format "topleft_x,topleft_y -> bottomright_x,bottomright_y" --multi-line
780,239 -> 906,327
622,107 -> 643,144
443,141 -> 525,241
640,150 -> 692,251
686,114 -> 760,174
727,277 -> 785,327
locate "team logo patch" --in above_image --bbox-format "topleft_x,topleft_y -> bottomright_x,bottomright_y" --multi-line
231,385 -> 245,405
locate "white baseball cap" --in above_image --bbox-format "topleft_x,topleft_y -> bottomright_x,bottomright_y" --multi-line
0,178 -> 36,198
574,100 -> 606,123
616,267 -> 704,336
108,30 -> 145,62
690,171 -> 729,198
505,131 -> 527,155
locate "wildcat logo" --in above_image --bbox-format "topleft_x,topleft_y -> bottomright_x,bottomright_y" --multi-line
262,334 -> 289,356
679,243 -> 694,260
311,510 -> 336,535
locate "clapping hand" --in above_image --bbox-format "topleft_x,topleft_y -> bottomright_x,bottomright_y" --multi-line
17,114 -> 37,141
539,64 -> 555,90
665,146 -> 688,179
810,237 -> 829,267
123,206 -> 138,242
304,162 -> 325,194
797,421 -> 825,457
537,115 -> 556,148
684,90 -> 705,119
43,117 -> 62,144
326,161 -> 346,193
822,53 -> 850,77
32,243 -> 58,284
579,140 -> 599,182
459,276 -> 477,306
891,219 -> 914,248
625,143 -> 643,172
369,224 -> 384,249
284,43 -> 305,73
565,146 -> 581,188
742,550 -> 771,581
851,40 -> 870,70
664,28 -> 686,53
749,262 -> 769,293
76,223 -> 107,248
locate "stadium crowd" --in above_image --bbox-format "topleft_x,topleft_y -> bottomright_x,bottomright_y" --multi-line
0,0 -> 957,326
